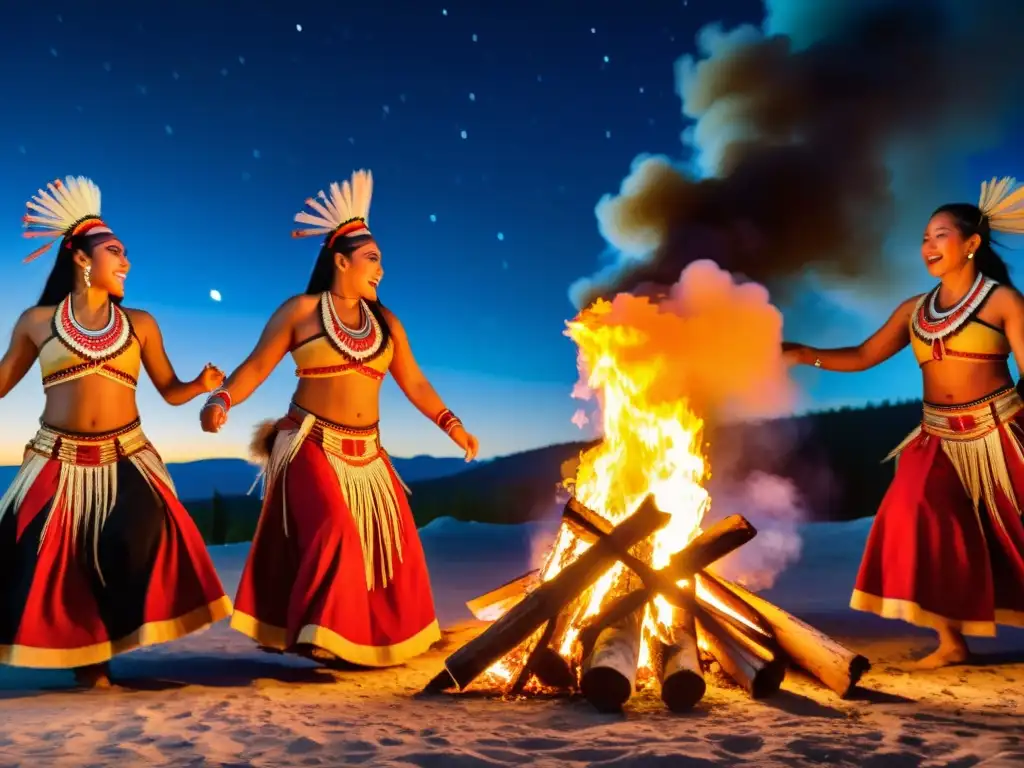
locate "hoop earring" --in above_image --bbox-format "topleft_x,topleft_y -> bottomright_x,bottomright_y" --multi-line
83,265 -> 92,288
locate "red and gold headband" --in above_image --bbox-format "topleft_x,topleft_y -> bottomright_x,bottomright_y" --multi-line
21,176 -> 114,263
290,169 -> 374,248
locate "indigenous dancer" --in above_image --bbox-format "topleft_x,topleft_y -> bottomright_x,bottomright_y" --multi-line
0,176 -> 232,687
785,177 -> 1024,669
200,169 -> 477,667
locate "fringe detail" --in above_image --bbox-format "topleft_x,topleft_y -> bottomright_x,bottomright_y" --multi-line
884,425 -> 923,463
129,448 -> 178,498
941,429 -> 1023,524
249,415 -> 407,591
0,447 -> 176,587
885,421 -> 1024,544
253,414 -> 316,537
322,453 -> 406,591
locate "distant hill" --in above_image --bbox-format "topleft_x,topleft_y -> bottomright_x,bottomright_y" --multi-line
0,454 -> 478,502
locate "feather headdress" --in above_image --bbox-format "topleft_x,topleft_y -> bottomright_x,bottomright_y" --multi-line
979,176 -> 1024,235
21,176 -> 114,263
291,169 -> 374,248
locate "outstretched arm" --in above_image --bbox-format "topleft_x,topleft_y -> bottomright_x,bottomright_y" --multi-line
0,310 -> 42,398
385,308 -> 478,459
786,295 -> 919,373
216,297 -> 299,408
132,310 -> 221,405
198,298 -> 300,434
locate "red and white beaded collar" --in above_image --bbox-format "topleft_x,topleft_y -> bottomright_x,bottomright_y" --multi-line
912,273 -> 997,352
53,294 -> 133,362
319,292 -> 385,362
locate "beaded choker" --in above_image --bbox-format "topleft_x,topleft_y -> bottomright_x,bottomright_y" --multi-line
53,294 -> 133,362
912,274 -> 997,361
320,292 -> 384,362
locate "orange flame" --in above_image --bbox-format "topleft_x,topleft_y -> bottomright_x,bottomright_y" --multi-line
551,297 -> 710,670
481,292 -> 769,690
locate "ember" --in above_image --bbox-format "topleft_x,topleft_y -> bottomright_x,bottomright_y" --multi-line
423,297 -> 869,712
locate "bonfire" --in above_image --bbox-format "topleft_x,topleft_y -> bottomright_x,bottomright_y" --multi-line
424,299 -> 869,712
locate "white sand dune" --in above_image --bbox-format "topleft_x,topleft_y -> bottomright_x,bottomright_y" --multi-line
2,516 -> 1024,767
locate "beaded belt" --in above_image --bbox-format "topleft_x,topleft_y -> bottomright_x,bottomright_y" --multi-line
921,387 -> 1023,442
27,420 -> 149,466
283,407 -> 381,464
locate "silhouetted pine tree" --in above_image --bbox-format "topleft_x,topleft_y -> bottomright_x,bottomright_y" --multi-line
210,490 -> 228,546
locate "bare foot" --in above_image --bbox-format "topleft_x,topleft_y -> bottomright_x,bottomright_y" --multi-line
73,663 -> 112,688
913,643 -> 969,670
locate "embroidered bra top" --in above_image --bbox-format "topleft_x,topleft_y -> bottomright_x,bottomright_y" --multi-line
291,293 -> 393,380
39,295 -> 141,390
909,274 -> 1010,366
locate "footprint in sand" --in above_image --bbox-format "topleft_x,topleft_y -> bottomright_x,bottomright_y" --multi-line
715,734 -> 766,755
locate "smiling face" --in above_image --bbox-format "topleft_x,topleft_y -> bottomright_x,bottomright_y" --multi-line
336,239 -> 383,301
77,237 -> 130,297
921,212 -> 980,280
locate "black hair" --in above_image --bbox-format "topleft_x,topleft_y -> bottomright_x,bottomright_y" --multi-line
931,202 -> 1013,288
304,231 -> 391,346
35,231 -> 123,307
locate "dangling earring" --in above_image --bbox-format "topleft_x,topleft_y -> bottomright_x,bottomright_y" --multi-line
83,265 -> 92,288
967,252 -> 975,260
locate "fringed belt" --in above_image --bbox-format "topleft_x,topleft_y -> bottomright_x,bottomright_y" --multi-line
886,386 -> 1024,522
26,419 -> 149,465
284,408 -> 382,464
921,387 -> 1024,442
0,419 -> 175,585
257,405 -> 410,591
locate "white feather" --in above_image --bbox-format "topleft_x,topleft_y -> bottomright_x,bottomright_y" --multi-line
22,176 -> 103,236
980,176 -> 1024,236
291,170 -> 374,239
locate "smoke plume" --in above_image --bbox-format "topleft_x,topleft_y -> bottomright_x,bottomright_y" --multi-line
704,471 -> 805,590
570,259 -> 796,425
572,0 -> 1024,308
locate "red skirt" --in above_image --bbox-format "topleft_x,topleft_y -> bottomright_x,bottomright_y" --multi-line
231,409 -> 441,666
851,387 -> 1024,636
0,421 -> 232,668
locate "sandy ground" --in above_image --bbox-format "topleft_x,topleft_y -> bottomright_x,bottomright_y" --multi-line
2,518 -> 1023,767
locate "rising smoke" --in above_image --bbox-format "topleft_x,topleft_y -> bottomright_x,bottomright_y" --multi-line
571,0 -> 1024,310
564,0 -> 1024,588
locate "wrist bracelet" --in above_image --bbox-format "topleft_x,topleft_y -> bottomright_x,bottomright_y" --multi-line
204,387 -> 231,412
434,408 -> 462,436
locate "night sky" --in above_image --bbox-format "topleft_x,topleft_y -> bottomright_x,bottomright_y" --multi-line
0,0 -> 1020,464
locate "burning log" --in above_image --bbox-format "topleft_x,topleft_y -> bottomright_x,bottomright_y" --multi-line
578,541 -> 650,713
654,609 -> 705,712
562,495 -> 614,539
695,572 -> 774,642
508,619 -> 557,696
424,496 -> 670,693
576,513 -> 758,650
579,603 -> 644,713
466,570 -> 539,622
694,605 -> 786,699
716,577 -> 871,698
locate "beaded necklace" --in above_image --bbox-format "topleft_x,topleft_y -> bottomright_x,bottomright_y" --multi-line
53,294 -> 133,362
320,292 -> 384,361
911,273 -> 997,361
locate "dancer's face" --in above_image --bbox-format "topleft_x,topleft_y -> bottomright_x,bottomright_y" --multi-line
921,212 -> 978,279
79,238 -> 131,298
336,240 -> 383,301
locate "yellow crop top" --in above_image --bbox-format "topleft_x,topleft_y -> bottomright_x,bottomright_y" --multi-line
39,296 -> 141,390
292,293 -> 393,380
910,276 -> 1010,366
